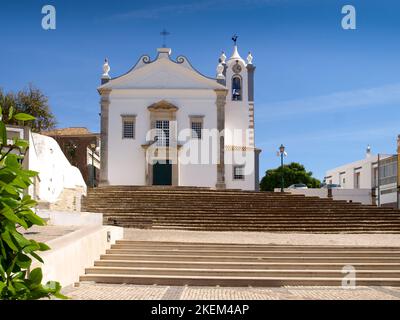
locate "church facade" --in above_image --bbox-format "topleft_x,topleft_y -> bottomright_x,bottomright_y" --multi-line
98,43 -> 261,190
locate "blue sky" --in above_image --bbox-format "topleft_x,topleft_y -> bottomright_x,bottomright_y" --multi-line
1,0 -> 400,180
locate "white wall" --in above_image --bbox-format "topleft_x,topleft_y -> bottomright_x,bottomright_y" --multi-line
276,188 -> 373,205
225,150 -> 256,190
28,132 -> 87,203
107,89 -> 219,187
224,57 -> 251,148
325,155 -> 378,189
32,225 -> 123,287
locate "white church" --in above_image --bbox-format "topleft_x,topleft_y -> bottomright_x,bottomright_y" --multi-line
97,39 -> 261,190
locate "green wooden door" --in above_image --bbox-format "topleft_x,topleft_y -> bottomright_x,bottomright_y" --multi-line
153,161 -> 172,185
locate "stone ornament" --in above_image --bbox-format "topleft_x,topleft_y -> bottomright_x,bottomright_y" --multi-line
102,58 -> 110,78
219,51 -> 226,64
247,52 -> 253,65
216,63 -> 225,79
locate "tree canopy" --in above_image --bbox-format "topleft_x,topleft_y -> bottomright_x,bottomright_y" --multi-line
0,85 -> 56,132
260,162 -> 321,191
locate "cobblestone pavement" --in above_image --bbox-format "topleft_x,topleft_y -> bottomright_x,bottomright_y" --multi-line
62,283 -> 400,300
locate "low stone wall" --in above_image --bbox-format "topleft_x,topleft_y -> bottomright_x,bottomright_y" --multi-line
274,188 -> 373,205
37,211 -> 103,226
48,187 -> 86,212
32,225 -> 123,287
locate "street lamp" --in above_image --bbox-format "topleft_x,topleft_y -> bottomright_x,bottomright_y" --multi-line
89,143 -> 97,188
277,144 -> 287,192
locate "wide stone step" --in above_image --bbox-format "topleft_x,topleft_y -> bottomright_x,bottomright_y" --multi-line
111,242 -> 400,251
144,226 -> 400,233
84,266 -> 400,278
105,216 -> 400,222
79,274 -> 400,287
105,248 -> 400,257
108,222 -> 400,228
94,259 -> 400,270
99,253 -> 400,263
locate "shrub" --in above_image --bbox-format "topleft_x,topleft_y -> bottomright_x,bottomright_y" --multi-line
0,105 -> 65,300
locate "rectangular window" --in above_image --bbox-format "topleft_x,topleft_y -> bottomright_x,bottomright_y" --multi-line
354,172 -> 361,189
155,120 -> 170,146
233,166 -> 245,180
191,121 -> 203,139
122,116 -> 136,139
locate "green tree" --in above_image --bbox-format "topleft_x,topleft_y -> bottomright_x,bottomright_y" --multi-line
260,162 -> 321,191
0,105 -> 65,300
0,85 -> 56,132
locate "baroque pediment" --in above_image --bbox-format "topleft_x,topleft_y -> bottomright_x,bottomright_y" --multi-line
98,48 -> 226,91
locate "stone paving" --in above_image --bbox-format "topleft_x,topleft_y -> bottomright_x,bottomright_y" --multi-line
63,283 -> 400,300
124,228 -> 400,247
53,227 -> 400,300
18,225 -> 80,242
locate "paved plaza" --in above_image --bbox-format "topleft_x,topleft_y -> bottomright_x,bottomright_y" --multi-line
29,226 -> 400,300
19,225 -> 80,242
63,283 -> 400,300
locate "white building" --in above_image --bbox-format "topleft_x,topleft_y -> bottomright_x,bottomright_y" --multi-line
98,43 -> 261,190
325,146 -> 398,207
6,125 -> 86,210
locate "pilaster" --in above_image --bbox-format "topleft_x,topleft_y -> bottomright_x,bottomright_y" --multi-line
215,89 -> 228,189
99,88 -> 111,186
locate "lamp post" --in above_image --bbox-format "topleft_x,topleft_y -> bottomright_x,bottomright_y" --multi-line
278,144 -> 286,192
89,143 -> 96,188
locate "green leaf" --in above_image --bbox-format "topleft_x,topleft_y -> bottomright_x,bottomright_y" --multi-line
29,268 -> 43,285
14,139 -> 29,149
10,230 -> 31,248
13,113 -> 36,121
0,281 -> 6,293
0,121 -> 6,146
12,176 -> 29,189
1,230 -> 18,251
0,169 -> 16,184
5,154 -> 19,169
24,212 -> 45,226
8,106 -> 14,120
29,251 -> 44,264
22,170 -> 39,178
1,205 -> 28,229
3,184 -> 18,195
38,242 -> 50,251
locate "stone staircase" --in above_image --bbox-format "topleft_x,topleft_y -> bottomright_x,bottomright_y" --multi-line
81,186 -> 400,233
80,240 -> 400,286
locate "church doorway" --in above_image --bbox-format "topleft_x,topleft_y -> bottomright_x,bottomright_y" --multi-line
152,160 -> 172,185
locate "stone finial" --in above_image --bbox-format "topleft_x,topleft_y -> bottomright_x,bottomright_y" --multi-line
247,52 -> 253,64
366,144 -> 371,158
219,51 -> 226,64
102,58 -> 110,79
216,63 -> 225,79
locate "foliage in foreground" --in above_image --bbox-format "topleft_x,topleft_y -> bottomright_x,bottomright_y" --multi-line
0,105 -> 65,300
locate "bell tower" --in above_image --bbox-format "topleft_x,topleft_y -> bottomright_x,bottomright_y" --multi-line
217,36 -> 256,148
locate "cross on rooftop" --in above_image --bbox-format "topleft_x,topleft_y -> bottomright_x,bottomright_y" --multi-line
160,28 -> 170,48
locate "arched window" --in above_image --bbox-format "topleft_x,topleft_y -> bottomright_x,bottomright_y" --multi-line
232,76 -> 242,101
